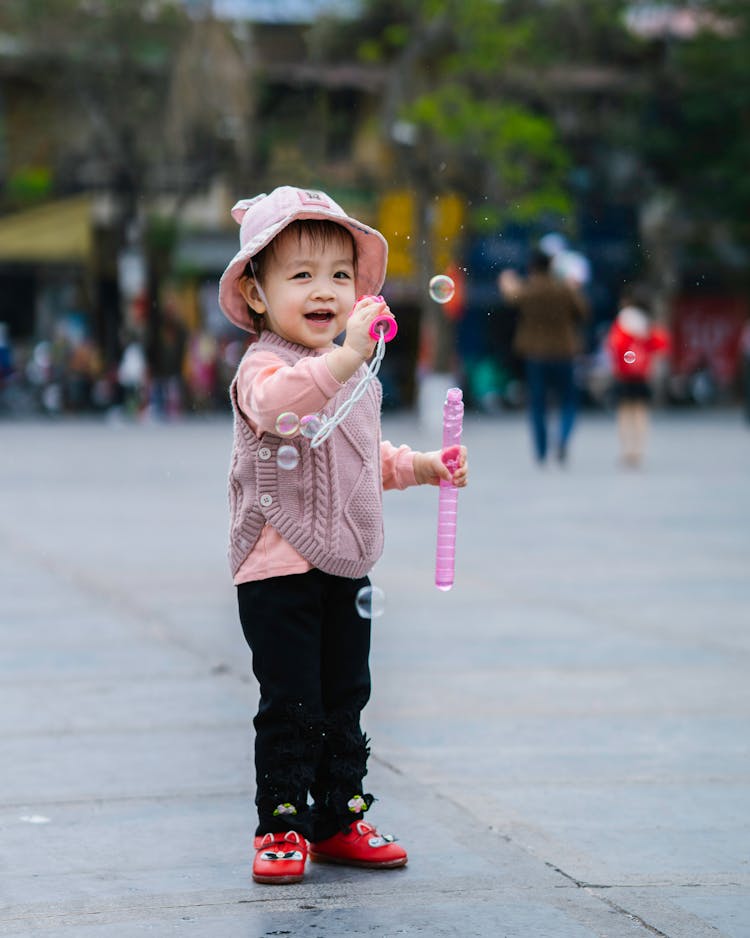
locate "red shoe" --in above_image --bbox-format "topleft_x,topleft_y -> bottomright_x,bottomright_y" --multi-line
310,821 -> 407,869
252,831 -> 307,884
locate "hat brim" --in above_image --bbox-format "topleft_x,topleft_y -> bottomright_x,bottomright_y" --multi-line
218,209 -> 388,334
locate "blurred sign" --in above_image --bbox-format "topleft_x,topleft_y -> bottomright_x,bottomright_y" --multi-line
377,189 -> 465,281
671,295 -> 748,385
378,190 -> 415,279
431,193 -> 464,273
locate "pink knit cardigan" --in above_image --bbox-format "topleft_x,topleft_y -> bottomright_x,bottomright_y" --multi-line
228,331 -> 385,579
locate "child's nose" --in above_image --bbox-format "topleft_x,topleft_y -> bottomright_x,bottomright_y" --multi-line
311,278 -> 335,299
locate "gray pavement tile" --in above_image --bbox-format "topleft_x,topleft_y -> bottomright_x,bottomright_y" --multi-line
1,725 -> 251,804
0,896 -> 650,938
1,675 -> 252,737
1,414 -> 749,937
667,892 -> 750,938
0,643 -> 203,685
605,888 -> 750,938
459,781 -> 750,883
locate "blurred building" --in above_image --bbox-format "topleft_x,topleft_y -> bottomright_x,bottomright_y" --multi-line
1,2 -> 747,411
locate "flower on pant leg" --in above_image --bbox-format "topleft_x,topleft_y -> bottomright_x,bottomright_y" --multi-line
273,803 -> 298,816
347,795 -> 368,813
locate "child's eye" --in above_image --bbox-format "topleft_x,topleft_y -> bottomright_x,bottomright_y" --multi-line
334,270 -> 352,280
292,271 -> 311,279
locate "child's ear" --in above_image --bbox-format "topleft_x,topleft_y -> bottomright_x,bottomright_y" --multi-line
239,276 -> 266,315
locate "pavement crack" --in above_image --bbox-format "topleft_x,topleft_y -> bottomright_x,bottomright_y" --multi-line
544,861 -> 675,937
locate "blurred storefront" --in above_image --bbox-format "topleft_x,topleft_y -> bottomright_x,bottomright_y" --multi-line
0,194 -> 93,343
668,294 -> 749,404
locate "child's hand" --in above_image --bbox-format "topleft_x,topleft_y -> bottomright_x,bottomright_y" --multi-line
413,446 -> 468,487
343,295 -> 394,361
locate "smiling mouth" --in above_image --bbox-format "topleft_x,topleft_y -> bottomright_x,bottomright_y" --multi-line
305,311 -> 334,323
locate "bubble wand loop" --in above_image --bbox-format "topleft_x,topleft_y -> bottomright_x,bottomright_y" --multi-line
435,388 -> 464,591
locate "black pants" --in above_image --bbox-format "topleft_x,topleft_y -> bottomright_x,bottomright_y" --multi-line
238,569 -> 373,841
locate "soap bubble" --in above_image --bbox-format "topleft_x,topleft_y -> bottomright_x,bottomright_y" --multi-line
623,351 -> 637,364
300,413 -> 325,439
355,585 -> 386,619
428,274 -> 455,304
277,445 -> 299,470
275,412 -> 300,436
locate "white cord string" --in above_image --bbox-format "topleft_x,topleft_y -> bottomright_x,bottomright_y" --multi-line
310,335 -> 386,448
248,257 -> 388,449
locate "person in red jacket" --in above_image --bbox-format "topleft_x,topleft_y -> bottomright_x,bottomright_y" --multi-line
606,284 -> 670,468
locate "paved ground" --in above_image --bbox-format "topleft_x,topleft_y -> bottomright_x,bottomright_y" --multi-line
1,408 -> 749,937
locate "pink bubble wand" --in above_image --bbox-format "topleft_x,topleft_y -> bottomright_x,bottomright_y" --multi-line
435,387 -> 464,591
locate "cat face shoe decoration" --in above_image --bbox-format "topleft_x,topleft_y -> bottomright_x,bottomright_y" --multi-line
252,830 -> 307,884
309,821 -> 407,869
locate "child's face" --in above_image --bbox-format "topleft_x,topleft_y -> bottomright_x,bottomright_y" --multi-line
243,229 -> 356,349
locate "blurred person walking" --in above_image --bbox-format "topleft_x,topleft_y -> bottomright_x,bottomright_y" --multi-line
144,305 -> 187,419
116,334 -> 148,417
606,284 -> 670,468
498,249 -> 589,464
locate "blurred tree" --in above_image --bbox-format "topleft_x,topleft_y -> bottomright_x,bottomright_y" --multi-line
315,0 -> 631,372
637,0 -> 750,274
0,0 -> 253,363
347,0 -> 573,222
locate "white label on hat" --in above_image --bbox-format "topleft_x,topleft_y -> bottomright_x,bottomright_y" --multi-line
298,190 -> 330,208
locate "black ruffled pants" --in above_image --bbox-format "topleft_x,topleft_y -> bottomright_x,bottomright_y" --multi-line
238,569 -> 373,842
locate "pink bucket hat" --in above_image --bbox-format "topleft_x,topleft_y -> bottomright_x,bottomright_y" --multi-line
218,186 -> 389,333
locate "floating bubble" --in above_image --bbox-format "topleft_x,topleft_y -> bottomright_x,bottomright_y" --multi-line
275,411 -> 300,436
300,413 -> 325,439
355,585 -> 386,619
277,445 -> 299,470
623,351 -> 637,364
428,274 -> 455,305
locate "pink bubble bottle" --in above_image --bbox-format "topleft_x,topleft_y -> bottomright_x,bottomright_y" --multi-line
435,387 -> 464,591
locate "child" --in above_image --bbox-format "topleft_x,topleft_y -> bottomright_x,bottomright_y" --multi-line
218,187 -> 468,885
606,284 -> 670,468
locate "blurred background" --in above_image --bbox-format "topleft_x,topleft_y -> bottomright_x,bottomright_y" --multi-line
0,0 -> 748,421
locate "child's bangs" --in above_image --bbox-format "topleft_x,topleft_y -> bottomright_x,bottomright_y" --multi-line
273,220 -> 357,265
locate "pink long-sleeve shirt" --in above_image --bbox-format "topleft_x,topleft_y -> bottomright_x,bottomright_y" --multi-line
233,346 -> 417,584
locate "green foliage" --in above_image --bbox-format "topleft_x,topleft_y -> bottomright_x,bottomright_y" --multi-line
6,166 -> 53,204
145,214 -> 179,254
353,0 -> 574,220
641,0 -> 750,239
406,86 -> 571,221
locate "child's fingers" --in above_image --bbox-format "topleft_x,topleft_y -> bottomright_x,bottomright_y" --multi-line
352,295 -> 388,317
437,459 -> 454,482
452,467 -> 468,487
350,301 -> 393,342
451,448 -> 468,486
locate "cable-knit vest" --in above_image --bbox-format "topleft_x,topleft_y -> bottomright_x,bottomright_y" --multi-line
228,331 -> 384,579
